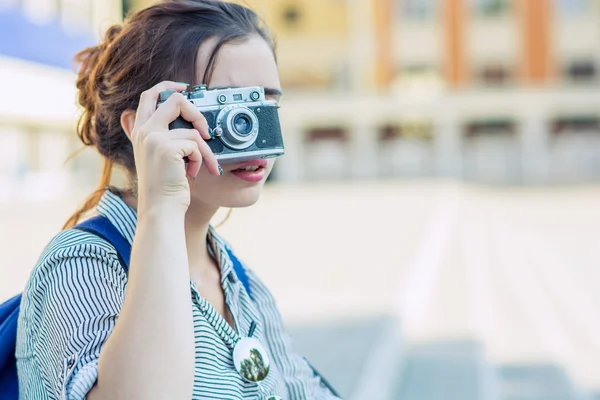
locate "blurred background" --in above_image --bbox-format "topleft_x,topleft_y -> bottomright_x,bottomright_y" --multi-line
1,0 -> 600,399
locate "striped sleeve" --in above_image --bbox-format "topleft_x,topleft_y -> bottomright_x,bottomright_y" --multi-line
16,230 -> 127,400
244,268 -> 342,400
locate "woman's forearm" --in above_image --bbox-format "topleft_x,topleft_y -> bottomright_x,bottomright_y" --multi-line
88,204 -> 195,400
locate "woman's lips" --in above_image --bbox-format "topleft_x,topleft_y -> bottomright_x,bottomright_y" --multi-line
229,160 -> 268,182
230,166 -> 266,182
230,159 -> 268,170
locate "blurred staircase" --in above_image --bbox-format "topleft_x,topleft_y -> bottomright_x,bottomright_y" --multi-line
289,317 -> 600,400
394,339 -> 498,400
289,315 -> 394,397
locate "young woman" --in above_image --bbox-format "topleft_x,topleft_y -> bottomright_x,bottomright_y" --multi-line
15,1 -> 340,399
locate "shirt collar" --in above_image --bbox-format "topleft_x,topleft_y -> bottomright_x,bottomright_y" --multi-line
96,189 -> 235,281
206,224 -> 235,284
96,189 -> 137,246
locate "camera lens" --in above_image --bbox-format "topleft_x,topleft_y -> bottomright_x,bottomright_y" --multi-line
233,114 -> 253,135
216,105 -> 259,150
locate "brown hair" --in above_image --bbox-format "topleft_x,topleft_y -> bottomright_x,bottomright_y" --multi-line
63,0 -> 275,229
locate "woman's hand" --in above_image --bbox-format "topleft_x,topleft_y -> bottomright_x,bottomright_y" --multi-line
130,81 -> 221,212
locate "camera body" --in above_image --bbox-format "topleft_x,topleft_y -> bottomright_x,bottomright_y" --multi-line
158,85 -> 284,164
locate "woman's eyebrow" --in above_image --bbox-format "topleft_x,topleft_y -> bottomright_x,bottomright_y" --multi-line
264,88 -> 283,97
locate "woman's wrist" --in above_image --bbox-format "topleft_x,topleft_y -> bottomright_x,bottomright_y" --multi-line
131,200 -> 188,272
137,198 -> 188,220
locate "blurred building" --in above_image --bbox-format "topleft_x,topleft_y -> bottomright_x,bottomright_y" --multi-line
235,0 -> 600,184
0,0 -> 121,202
2,0 -> 600,203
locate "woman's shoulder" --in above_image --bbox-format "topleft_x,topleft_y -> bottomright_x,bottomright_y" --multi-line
40,226 -> 121,267
25,226 -> 125,294
17,225 -> 127,359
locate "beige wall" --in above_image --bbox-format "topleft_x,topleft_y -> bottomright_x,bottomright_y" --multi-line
231,0 -> 349,89
235,0 -> 348,36
120,0 -> 600,91
127,0 -> 349,89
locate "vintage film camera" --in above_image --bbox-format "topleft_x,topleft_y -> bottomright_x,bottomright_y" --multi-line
158,85 -> 284,164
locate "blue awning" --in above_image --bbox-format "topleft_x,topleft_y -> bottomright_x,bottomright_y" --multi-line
0,7 -> 96,70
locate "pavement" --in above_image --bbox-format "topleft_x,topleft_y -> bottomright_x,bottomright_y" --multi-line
1,180 -> 599,399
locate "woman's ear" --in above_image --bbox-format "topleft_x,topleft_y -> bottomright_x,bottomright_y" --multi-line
120,110 -> 137,140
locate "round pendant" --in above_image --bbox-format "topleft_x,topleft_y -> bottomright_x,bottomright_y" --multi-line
233,337 -> 271,382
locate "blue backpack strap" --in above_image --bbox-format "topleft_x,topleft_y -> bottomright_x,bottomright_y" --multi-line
40,217 -> 339,397
75,217 -> 343,394
75,215 -> 131,271
224,248 -> 338,396
75,216 -> 250,300
0,294 -> 22,400
0,216 -> 132,400
225,247 -> 252,300
0,295 -> 21,369
0,294 -> 21,323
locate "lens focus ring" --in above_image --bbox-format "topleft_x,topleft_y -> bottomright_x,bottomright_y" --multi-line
215,105 -> 259,150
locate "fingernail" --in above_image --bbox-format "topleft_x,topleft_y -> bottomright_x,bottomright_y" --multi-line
218,165 -> 224,176
176,82 -> 189,86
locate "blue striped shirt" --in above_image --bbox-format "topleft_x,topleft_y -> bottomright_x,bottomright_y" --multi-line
16,190 -> 340,400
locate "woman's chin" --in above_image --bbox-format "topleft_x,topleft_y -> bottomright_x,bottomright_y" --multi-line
193,186 -> 265,208
223,189 -> 264,208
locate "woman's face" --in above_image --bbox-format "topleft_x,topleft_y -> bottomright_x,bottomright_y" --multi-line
192,35 -> 282,209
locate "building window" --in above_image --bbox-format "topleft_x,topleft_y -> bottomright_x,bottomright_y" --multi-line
465,119 -> 516,138
276,2 -> 304,32
396,65 -> 441,87
122,0 -> 134,18
399,0 -> 437,21
478,64 -> 513,86
60,0 -> 92,33
306,127 -> 347,143
400,64 -> 439,81
551,116 -> 600,135
283,5 -> 301,26
22,0 -> 59,24
471,0 -> 511,17
565,60 -> 597,83
0,0 -> 20,10
556,0 -> 593,15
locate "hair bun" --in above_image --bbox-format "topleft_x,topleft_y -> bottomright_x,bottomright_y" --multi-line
104,25 -> 123,48
73,24 -> 123,146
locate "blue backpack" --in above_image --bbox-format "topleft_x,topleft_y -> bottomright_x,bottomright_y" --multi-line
0,215 -> 338,399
